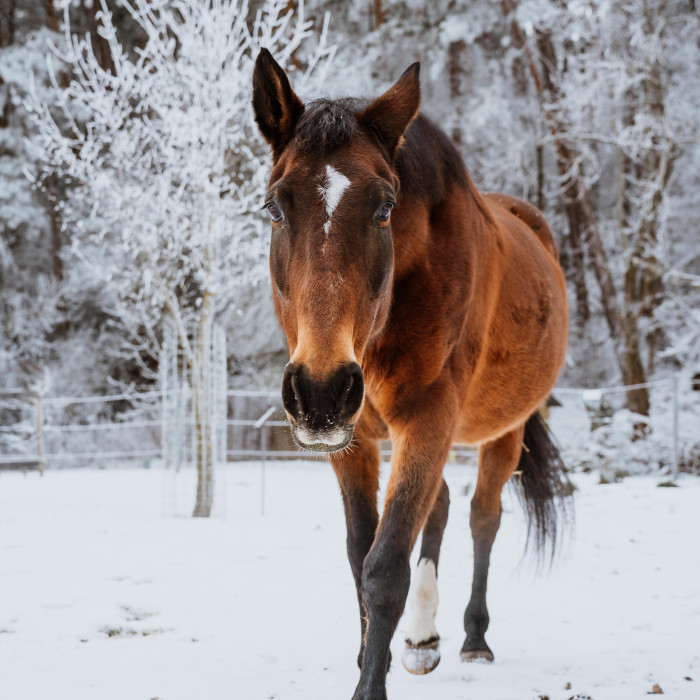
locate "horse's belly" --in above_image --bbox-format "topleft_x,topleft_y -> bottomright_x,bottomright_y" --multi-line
454,387 -> 547,446
454,301 -> 567,445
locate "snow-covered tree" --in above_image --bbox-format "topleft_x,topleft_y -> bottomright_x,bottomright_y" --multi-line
28,0 -> 334,516
494,0 -> 700,415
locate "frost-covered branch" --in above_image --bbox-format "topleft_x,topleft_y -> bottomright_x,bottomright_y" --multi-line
27,0 -> 334,360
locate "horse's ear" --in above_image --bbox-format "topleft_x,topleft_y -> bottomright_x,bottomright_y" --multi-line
252,48 -> 305,160
358,63 -> 421,159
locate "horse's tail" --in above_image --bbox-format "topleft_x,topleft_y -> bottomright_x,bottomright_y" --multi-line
513,410 -> 573,562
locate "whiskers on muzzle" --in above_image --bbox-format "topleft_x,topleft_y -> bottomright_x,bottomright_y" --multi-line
291,424 -> 355,453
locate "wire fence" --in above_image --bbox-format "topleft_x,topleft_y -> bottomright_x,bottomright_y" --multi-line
0,374 -> 693,486
552,374 -> 692,482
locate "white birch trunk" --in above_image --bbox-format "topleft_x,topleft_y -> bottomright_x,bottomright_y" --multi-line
192,292 -> 215,517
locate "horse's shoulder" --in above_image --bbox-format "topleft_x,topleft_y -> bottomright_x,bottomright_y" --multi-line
480,192 -> 559,259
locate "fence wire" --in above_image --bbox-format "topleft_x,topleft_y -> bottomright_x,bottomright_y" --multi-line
0,375 -> 692,483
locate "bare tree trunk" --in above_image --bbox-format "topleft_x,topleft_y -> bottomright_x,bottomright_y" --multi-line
42,0 -> 69,282
373,0 -> 385,29
0,75 -> 9,128
614,76 -> 649,412
635,2 -> 674,370
615,94 -> 634,253
621,307 -> 650,414
45,0 -> 58,32
447,39 -> 466,146
534,27 -> 590,327
285,2 -> 301,69
0,0 -> 16,47
44,171 -> 69,338
164,304 -> 214,518
535,142 -> 545,212
636,142 -> 676,374
192,292 -> 214,518
89,1 -> 112,72
45,173 -> 63,284
614,1 -> 676,379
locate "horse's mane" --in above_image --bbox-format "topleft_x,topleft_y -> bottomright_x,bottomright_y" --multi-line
294,98 -> 364,154
293,97 -> 471,208
396,115 -> 469,204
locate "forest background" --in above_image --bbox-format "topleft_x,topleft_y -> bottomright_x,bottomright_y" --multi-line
1,0 -> 699,426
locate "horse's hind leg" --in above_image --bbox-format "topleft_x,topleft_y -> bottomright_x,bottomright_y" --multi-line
402,477 -> 450,675
462,425 -> 524,662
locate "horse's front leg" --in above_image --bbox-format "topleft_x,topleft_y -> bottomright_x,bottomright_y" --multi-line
353,412 -> 454,700
329,420 -> 382,669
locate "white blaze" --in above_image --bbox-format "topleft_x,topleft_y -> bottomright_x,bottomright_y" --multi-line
405,558 -> 439,645
318,164 -> 351,237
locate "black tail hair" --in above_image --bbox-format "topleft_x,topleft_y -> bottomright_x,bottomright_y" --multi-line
512,411 -> 573,562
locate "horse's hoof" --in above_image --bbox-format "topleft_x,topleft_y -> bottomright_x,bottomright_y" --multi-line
460,648 -> 494,663
402,640 -> 441,675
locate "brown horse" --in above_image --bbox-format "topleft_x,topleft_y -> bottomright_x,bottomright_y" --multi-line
253,49 -> 571,700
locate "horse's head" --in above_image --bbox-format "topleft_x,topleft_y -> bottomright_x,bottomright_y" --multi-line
253,49 -> 420,452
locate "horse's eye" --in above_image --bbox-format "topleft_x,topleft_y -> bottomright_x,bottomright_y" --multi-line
266,202 -> 284,223
375,202 -> 395,223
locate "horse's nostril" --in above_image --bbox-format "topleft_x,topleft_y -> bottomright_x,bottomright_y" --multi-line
338,372 -> 354,408
340,362 -> 364,420
282,362 -> 363,429
290,372 -> 301,405
282,364 -> 303,419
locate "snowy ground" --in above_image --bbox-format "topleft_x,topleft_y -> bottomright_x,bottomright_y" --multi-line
1,462 -> 698,700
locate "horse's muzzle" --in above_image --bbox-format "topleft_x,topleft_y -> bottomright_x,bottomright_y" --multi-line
282,361 -> 364,453
290,424 -> 355,452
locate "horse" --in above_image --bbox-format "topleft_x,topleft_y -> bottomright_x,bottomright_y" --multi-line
252,49 -> 571,700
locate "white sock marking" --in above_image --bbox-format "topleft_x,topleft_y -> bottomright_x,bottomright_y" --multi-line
405,558 -> 439,646
318,165 -> 351,237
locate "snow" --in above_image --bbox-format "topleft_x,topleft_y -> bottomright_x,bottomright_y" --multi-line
1,462 -> 698,699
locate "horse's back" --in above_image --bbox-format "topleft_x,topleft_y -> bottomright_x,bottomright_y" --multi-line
481,192 -> 559,259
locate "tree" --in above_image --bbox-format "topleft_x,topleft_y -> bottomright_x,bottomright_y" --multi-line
0,1 -> 16,47
502,0 -> 658,415
611,0 -> 680,377
28,0 -> 334,516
